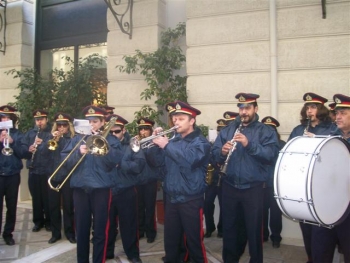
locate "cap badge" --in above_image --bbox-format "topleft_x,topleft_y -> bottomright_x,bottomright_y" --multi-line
167,105 -> 174,111
335,97 -> 341,104
175,103 -> 181,110
266,118 -> 272,123
36,111 -> 42,117
239,95 -> 246,102
140,119 -> 145,124
88,107 -> 95,114
58,114 -> 64,119
306,94 -> 312,101
3,107 -> 9,112
224,113 -> 230,119
218,120 -> 225,125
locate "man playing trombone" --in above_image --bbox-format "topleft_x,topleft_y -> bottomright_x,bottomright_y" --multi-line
60,106 -> 124,263
47,113 -> 76,244
0,105 -> 23,246
147,101 -> 211,263
21,109 -> 52,232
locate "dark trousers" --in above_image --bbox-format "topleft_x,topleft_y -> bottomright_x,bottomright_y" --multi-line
222,182 -> 264,263
204,183 -> 223,234
263,187 -> 282,242
0,174 -> 20,238
136,181 -> 157,239
300,222 -> 313,262
163,195 -> 207,263
28,172 -> 50,227
311,213 -> 350,263
107,187 -> 140,260
73,188 -> 111,263
48,180 -> 75,239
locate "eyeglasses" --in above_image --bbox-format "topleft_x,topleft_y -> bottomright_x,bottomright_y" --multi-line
57,124 -> 68,127
110,130 -> 122,135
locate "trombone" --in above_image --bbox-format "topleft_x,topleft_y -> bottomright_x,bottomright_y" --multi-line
130,126 -> 178,152
0,120 -> 14,156
48,117 -> 117,192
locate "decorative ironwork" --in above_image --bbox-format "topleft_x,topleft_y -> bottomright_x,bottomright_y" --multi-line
0,0 -> 6,54
104,0 -> 133,39
322,0 -> 326,19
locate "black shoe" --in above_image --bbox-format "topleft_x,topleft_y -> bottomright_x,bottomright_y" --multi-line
32,225 -> 42,232
4,237 -> 15,246
139,233 -> 145,239
48,236 -> 61,244
68,237 -> 76,244
129,257 -> 142,263
272,241 -> 280,248
217,232 -> 223,238
204,231 -> 213,238
106,254 -> 114,259
147,237 -> 155,243
45,225 -> 51,231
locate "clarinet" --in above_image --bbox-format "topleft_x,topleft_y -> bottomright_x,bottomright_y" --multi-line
29,127 -> 41,169
304,117 -> 311,135
218,121 -> 243,178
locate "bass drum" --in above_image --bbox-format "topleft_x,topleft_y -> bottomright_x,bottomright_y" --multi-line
274,136 -> 350,228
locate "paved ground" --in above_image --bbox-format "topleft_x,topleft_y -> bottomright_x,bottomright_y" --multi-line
0,201 -> 345,263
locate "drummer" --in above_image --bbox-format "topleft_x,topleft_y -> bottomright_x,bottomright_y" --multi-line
310,93 -> 350,263
288,92 -> 334,263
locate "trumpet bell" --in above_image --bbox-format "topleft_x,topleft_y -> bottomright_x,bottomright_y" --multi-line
2,147 -> 13,156
86,135 -> 109,156
129,137 -> 141,152
48,140 -> 58,151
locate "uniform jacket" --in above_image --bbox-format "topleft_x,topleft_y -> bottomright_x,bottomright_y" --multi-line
0,127 -> 24,176
211,115 -> 279,189
61,133 -> 123,192
21,124 -> 53,175
111,132 -> 146,195
147,127 -> 211,204
288,121 -> 335,140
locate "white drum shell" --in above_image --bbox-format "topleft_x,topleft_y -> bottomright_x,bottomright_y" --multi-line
274,136 -> 350,227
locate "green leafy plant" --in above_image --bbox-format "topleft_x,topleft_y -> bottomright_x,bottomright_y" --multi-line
6,54 -> 107,132
118,22 -> 187,134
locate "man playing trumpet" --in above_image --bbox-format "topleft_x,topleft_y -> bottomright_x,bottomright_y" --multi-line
0,105 -> 23,246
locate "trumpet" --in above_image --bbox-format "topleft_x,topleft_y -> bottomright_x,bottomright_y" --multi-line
48,117 -> 117,192
130,126 -> 178,152
219,121 -> 243,177
0,120 -> 14,156
48,132 -> 62,151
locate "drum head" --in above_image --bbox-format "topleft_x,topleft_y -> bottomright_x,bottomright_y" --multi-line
311,137 -> 350,225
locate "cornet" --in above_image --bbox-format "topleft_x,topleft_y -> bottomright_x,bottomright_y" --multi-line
0,120 -> 14,156
130,126 -> 178,152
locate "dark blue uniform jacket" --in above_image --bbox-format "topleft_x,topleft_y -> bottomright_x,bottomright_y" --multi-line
288,121 -> 335,140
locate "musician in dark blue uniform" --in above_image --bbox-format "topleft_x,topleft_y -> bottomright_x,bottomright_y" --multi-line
135,117 -> 158,244
0,105 -> 23,246
22,109 -> 53,232
148,101 -> 211,263
106,114 -> 143,263
204,118 -> 228,239
212,93 -> 279,263
261,116 -> 286,248
47,113 -> 76,244
288,92 -> 334,263
61,106 -> 123,263
310,93 -> 350,263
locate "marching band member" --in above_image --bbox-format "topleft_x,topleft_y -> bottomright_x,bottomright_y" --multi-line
47,113 -> 76,244
136,117 -> 158,244
21,109 -> 52,232
261,116 -> 286,248
106,114 -> 143,263
61,106 -> 123,263
328,102 -> 336,123
0,105 -> 23,246
310,93 -> 350,263
203,118 -> 227,239
288,92 -> 334,263
147,101 -> 211,263
212,93 -> 279,262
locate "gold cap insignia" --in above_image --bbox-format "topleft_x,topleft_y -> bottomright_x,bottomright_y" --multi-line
88,107 -> 95,114
239,95 -> 246,102
3,107 -> 9,112
36,111 -> 42,117
175,103 -> 181,110
58,114 -> 64,119
140,119 -> 145,124
335,97 -> 341,103
306,94 -> 312,101
266,118 -> 272,123
167,105 -> 174,111
218,120 -> 225,125
224,113 -> 230,119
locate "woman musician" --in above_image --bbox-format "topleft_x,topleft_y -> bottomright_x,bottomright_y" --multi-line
0,105 -> 24,246
47,113 -> 76,244
21,109 -> 52,233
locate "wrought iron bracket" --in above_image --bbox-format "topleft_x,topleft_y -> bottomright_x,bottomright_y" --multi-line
322,0 -> 326,19
0,0 -> 6,54
104,0 -> 133,39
